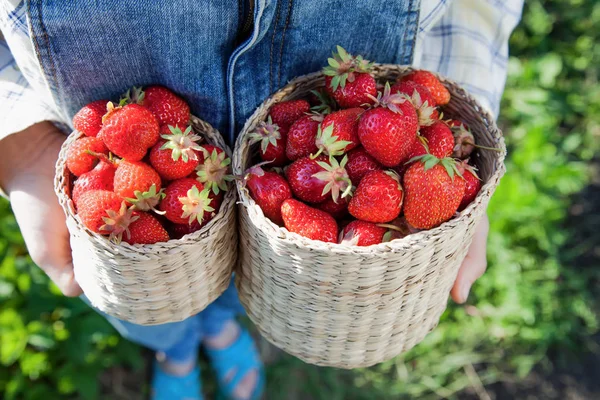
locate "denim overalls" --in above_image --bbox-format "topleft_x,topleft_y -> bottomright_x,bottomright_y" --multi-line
26,0 -> 420,361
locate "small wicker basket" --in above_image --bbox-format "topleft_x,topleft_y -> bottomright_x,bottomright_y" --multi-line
55,116 -> 237,326
233,65 -> 506,368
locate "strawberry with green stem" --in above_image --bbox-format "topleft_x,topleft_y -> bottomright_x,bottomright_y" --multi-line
403,154 -> 466,229
391,80 -> 439,126
195,145 -> 234,195
123,86 -> 190,127
401,70 -> 451,106
76,190 -> 124,234
149,125 -> 203,180
358,82 -> 419,166
114,160 -> 162,201
66,136 -> 109,177
160,178 -> 218,225
323,46 -> 377,108
248,117 -> 288,167
313,108 -> 362,157
286,113 -> 322,161
286,155 -> 352,204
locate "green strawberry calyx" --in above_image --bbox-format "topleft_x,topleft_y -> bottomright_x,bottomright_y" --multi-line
100,201 -> 139,244
367,82 -> 408,114
322,45 -> 373,92
312,122 -> 352,158
248,117 -> 282,155
179,186 -> 215,225
160,125 -> 204,162
408,154 -> 464,181
312,155 -> 353,203
309,90 -> 337,115
195,147 -> 234,195
126,184 -> 166,215
120,86 -> 145,105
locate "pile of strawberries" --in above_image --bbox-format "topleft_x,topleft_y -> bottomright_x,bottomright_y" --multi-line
245,46 -> 494,246
66,86 -> 231,245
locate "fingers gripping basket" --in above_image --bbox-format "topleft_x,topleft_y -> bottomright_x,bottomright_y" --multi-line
55,116 -> 237,326
233,65 -> 506,368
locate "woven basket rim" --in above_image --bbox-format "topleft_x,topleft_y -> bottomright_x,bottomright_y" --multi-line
55,115 -> 235,252
234,64 -> 506,254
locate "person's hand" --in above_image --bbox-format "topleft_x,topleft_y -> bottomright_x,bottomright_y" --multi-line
0,122 -> 82,296
450,214 -> 489,303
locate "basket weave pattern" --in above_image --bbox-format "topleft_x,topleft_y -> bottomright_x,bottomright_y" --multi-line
55,116 -> 237,326
233,65 -> 506,368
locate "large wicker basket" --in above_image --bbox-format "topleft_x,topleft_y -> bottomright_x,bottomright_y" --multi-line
55,116 -> 237,326
233,65 -> 506,368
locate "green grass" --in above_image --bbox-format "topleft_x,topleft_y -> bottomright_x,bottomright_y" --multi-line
1,0 -> 600,398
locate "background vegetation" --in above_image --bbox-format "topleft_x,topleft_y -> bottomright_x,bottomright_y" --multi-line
1,0 -> 599,398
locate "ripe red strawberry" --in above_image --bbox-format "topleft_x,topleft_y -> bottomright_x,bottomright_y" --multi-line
195,145 -> 234,195
323,46 -> 377,108
114,160 -> 162,211
403,155 -> 466,229
405,120 -> 455,161
340,220 -> 387,246
168,220 -> 204,239
280,199 -> 338,243
122,212 -> 170,244
348,170 -> 404,223
391,80 -> 439,126
316,196 -> 349,220
358,83 -> 419,166
315,108 -> 362,156
76,190 -> 124,233
72,158 -> 116,206
458,161 -> 482,211
285,114 -> 321,161
448,120 -> 501,159
286,155 -> 352,204
73,100 -> 109,137
100,103 -> 160,161
249,117 -> 288,167
160,178 -> 217,225
149,125 -> 203,180
401,70 -> 451,106
269,99 -> 310,129
245,165 -> 292,225
124,86 -> 190,127
66,136 -> 109,177
345,147 -> 383,186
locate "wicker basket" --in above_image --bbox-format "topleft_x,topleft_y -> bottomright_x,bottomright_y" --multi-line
233,64 -> 506,368
55,116 -> 237,326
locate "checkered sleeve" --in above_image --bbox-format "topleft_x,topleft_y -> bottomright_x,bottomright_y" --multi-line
413,0 -> 524,118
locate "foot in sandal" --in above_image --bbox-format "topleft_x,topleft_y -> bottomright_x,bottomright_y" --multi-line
203,319 -> 265,400
151,356 -> 203,400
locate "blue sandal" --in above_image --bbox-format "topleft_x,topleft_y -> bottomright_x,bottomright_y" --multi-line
151,360 -> 203,400
204,327 -> 265,400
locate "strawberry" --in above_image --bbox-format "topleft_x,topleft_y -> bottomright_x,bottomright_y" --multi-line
401,70 -> 450,106
316,196 -> 349,220
66,136 -> 109,177
405,120 -> 455,162
76,190 -> 124,234
72,157 -> 116,206
314,108 -> 362,157
345,147 -> 383,186
168,220 -> 204,239
348,170 -> 404,223
448,120 -> 501,159
122,212 -> 170,245
73,99 -> 109,137
124,86 -> 190,127
160,178 -> 217,225
286,155 -> 352,204
113,160 -> 162,199
245,165 -> 292,225
195,145 -> 234,195
458,161 -> 482,211
280,199 -> 338,243
403,155 -> 466,229
149,125 -> 203,180
269,99 -> 310,129
391,80 -> 439,126
285,114 -> 322,161
340,220 -> 387,246
323,46 -> 377,108
248,117 -> 288,167
357,83 -> 419,166
100,103 -> 160,161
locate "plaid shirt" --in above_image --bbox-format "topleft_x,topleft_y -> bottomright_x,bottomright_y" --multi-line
0,0 -> 523,141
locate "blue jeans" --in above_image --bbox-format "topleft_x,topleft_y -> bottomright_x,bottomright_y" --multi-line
83,277 -> 245,364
